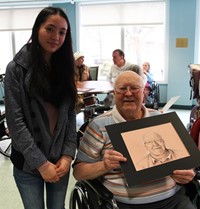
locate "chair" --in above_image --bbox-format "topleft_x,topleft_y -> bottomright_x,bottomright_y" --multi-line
78,66 -> 99,116
144,81 -> 160,109
69,179 -> 118,209
83,66 -> 112,121
187,105 -> 200,132
0,111 -> 11,158
72,115 -> 199,209
190,117 -> 200,147
70,121 -> 119,209
188,64 -> 200,99
186,117 -> 200,208
89,66 -> 99,80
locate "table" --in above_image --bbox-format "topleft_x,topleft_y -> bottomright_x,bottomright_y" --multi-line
76,81 -> 113,121
76,80 -> 113,94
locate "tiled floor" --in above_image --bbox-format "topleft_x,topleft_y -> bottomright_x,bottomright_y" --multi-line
0,109 -> 191,209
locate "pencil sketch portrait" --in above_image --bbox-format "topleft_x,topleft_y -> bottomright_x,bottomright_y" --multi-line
121,123 -> 190,171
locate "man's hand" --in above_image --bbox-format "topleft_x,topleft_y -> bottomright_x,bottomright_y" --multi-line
73,149 -> 127,181
103,149 -> 127,172
171,169 -> 195,184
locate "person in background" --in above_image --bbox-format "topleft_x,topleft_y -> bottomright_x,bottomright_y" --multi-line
142,61 -> 154,84
107,49 -> 131,82
142,62 -> 154,104
4,7 -> 77,209
73,51 -> 96,114
73,71 -> 196,209
104,49 -> 131,106
127,64 -> 147,85
74,51 -> 92,82
143,82 -> 152,105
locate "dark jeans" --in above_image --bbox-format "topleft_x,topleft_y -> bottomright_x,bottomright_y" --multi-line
116,186 -> 196,209
13,166 -> 69,209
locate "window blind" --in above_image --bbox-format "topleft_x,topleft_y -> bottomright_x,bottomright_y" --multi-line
80,1 -> 165,26
0,7 -> 45,30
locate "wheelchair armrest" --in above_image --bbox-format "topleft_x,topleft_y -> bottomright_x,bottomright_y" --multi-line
94,105 -> 112,112
83,179 -> 113,200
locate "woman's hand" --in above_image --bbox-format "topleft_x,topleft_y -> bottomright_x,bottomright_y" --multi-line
38,161 -> 60,183
171,169 -> 195,184
56,156 -> 72,178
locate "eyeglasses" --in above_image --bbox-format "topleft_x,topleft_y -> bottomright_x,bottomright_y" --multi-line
144,139 -> 164,146
115,85 -> 143,94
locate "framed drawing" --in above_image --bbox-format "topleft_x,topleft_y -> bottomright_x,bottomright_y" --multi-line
105,112 -> 200,186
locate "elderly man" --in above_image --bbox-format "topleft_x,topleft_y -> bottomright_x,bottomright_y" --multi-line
73,71 -> 196,209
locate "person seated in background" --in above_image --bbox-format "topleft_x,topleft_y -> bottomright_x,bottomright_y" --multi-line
73,71 -> 196,209
74,51 -> 92,82
142,62 -> 155,104
143,82 -> 152,104
104,49 -> 131,106
74,52 -> 96,114
107,49 -> 132,82
142,61 -> 154,84
127,64 -> 147,84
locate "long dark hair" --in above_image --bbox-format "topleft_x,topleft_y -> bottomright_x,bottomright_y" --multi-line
28,7 -> 77,106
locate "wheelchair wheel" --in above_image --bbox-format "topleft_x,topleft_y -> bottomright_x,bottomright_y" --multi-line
0,113 -> 11,158
69,181 -> 91,209
69,180 -> 118,209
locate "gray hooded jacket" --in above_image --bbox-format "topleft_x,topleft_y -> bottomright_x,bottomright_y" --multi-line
4,44 -> 77,174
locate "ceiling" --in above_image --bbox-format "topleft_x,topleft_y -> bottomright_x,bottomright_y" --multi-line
0,0 -> 69,7
0,0 -> 150,8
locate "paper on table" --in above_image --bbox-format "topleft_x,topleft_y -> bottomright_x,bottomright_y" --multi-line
161,96 -> 181,113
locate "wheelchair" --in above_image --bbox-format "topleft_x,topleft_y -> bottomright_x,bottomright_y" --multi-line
0,74 -> 11,158
185,116 -> 200,209
144,81 -> 160,109
70,120 -> 119,209
186,64 -> 200,208
72,92 -> 200,209
187,64 -> 200,131
69,179 -> 119,209
0,110 -> 11,158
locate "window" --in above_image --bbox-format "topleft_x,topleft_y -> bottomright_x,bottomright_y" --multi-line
0,32 -> 13,74
0,7 -> 44,73
14,30 -> 31,53
0,30 -> 32,74
78,1 -> 166,82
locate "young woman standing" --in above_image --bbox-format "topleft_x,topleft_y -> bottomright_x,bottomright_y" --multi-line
4,7 -> 77,209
